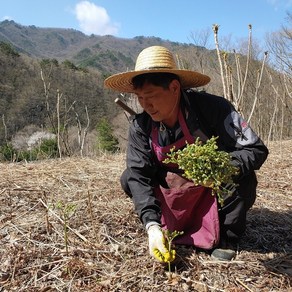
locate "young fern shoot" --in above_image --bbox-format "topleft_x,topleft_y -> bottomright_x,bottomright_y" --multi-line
163,230 -> 184,280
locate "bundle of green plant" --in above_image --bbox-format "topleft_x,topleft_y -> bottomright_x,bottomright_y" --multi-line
164,137 -> 239,205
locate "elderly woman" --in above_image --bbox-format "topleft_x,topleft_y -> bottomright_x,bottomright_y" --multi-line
104,46 -> 268,262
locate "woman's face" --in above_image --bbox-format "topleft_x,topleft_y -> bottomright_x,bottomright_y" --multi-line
134,80 -> 181,127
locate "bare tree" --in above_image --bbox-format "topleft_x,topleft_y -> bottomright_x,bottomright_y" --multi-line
267,12 -> 292,103
2,114 -> 7,144
266,12 -> 292,77
41,69 -> 91,157
189,27 -> 212,49
236,25 -> 253,112
56,89 -> 62,158
74,105 -> 90,157
212,24 -> 261,116
247,51 -> 269,123
212,24 -> 228,99
263,12 -> 292,139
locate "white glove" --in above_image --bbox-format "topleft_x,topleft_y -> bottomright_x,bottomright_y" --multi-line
147,224 -> 175,263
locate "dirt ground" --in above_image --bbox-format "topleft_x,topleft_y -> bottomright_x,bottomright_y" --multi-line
0,140 -> 291,291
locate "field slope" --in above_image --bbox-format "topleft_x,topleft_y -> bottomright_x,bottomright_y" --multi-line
0,141 -> 291,291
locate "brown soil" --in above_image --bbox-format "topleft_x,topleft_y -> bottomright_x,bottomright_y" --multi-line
0,140 -> 291,291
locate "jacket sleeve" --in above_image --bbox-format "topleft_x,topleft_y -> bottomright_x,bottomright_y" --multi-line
190,92 -> 269,181
223,114 -> 269,181
125,113 -> 162,226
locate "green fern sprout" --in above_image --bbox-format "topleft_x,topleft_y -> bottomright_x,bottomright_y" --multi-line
163,230 -> 184,279
56,200 -> 76,256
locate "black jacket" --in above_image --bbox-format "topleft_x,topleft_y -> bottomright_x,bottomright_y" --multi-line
124,90 -> 269,226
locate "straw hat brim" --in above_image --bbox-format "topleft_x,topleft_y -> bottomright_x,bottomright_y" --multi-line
104,69 -> 211,93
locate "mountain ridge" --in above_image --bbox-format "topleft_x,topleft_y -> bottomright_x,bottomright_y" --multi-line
0,20 -> 193,64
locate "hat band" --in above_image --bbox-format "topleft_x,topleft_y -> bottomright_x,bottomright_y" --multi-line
138,66 -> 175,70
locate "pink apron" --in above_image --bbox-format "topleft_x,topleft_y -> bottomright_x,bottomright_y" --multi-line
152,110 -> 220,249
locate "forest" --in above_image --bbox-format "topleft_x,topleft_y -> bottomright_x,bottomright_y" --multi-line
0,17 -> 291,159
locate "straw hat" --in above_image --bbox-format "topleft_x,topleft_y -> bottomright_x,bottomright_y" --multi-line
104,46 -> 210,92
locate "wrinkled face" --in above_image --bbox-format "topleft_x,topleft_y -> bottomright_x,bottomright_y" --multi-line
134,80 -> 181,127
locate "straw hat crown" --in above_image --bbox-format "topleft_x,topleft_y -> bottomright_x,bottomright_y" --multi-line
104,45 -> 210,92
134,46 -> 176,71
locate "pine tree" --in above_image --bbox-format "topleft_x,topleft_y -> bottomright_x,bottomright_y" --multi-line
96,118 -> 119,153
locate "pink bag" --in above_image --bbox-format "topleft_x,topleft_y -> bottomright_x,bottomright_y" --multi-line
155,172 -> 220,249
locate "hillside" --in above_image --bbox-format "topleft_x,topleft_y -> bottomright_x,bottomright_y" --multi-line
0,20 -> 219,151
0,20 -> 200,75
0,20 -> 291,154
0,140 -> 291,291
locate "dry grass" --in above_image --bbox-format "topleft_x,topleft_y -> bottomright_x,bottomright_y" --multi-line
0,141 -> 291,291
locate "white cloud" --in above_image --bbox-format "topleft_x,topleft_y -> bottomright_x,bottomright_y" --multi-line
74,1 -> 120,36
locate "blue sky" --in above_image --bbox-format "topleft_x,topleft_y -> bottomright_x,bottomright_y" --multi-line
1,0 -> 291,47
